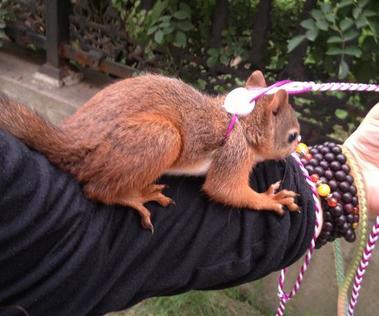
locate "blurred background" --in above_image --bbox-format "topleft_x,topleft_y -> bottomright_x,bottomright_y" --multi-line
0,0 -> 379,315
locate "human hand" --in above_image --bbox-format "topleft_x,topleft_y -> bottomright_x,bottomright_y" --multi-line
344,102 -> 379,216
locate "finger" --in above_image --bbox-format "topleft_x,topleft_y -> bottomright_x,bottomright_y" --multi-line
275,190 -> 297,199
267,181 -> 281,195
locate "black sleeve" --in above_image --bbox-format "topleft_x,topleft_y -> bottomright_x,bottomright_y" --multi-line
0,130 -> 315,316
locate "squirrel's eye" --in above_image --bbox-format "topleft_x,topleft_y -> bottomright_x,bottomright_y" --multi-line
288,132 -> 298,143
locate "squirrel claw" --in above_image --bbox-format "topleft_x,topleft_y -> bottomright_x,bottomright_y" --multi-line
141,217 -> 154,234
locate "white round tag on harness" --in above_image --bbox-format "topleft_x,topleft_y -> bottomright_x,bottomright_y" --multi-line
222,87 -> 257,116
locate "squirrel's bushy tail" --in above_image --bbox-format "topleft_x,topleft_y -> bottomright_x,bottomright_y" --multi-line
0,93 -> 91,172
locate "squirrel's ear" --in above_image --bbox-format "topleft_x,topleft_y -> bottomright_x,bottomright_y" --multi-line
268,89 -> 288,114
246,70 -> 267,88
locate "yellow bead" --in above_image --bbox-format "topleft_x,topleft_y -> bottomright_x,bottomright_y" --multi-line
296,143 -> 309,155
317,183 -> 331,197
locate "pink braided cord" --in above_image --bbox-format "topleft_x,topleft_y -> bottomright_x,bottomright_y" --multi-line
347,217 -> 379,316
270,80 -> 379,316
275,153 -> 321,316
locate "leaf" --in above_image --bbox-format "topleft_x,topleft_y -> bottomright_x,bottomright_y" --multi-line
220,54 -> 229,65
301,18 -> 316,30
316,19 -> 329,31
159,15 -> 171,22
177,20 -> 193,31
321,3 -> 332,14
362,9 -> 377,18
287,35 -> 306,52
151,0 -> 167,21
206,55 -> 218,68
207,48 -> 219,57
335,109 -> 348,119
327,36 -> 343,44
358,0 -> 369,8
310,9 -> 323,20
324,13 -> 336,23
154,29 -> 164,44
147,25 -> 158,35
340,18 -> 354,31
343,29 -> 359,41
355,15 -> 369,28
173,10 -> 190,20
305,28 -> 318,41
337,0 -> 354,8
159,21 -> 171,28
326,47 -> 344,55
174,31 -> 187,47
162,25 -> 174,34
338,59 -> 349,79
179,2 -> 191,14
344,46 -> 362,57
353,7 -> 362,19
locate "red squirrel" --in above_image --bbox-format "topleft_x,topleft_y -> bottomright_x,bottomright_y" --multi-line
0,70 -> 300,231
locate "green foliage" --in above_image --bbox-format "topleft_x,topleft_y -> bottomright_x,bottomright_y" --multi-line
288,0 -> 379,79
108,286 -> 277,316
113,0 -> 193,60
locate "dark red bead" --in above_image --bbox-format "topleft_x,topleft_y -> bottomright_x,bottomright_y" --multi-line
336,215 -> 346,226
310,148 -> 318,155
310,158 -> 318,166
341,164 -> 350,173
320,176 -> 327,183
322,231 -> 331,239
320,147 -> 330,154
324,211 -> 332,221
305,165 -> 314,174
332,191 -> 341,200
314,153 -> 323,161
332,204 -> 343,217
329,180 -> 338,191
336,154 -> 346,164
340,222 -> 350,233
350,185 -> 357,195
325,170 -> 334,180
324,221 -> 333,232
344,203 -> 354,214
314,166 -> 324,176
342,192 -> 352,203
345,229 -> 356,242
325,153 -> 335,162
353,206 -> 359,215
332,146 -> 342,154
339,181 -> 350,192
310,174 -> 319,182
327,198 -> 338,207
346,214 -> 354,223
353,214 -> 359,223
330,161 -> 342,171
320,160 -> 329,169
346,175 -> 354,184
305,153 -> 313,160
335,170 -> 346,181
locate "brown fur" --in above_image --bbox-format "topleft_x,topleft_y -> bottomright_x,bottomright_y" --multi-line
0,71 -> 300,231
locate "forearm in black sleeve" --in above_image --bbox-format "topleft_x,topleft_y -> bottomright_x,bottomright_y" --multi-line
0,130 -> 315,316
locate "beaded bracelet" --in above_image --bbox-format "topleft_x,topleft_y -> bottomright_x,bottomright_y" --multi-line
295,141 -> 360,248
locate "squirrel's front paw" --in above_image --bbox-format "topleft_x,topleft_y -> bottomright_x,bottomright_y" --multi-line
260,181 -> 299,215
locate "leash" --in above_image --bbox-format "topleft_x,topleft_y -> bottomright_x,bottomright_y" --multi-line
223,80 -> 379,316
